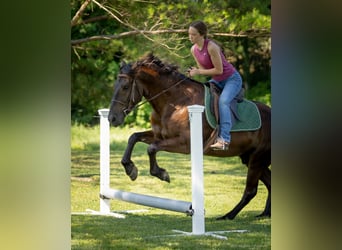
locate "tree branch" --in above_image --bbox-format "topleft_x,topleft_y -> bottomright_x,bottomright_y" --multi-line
80,15 -> 112,25
71,0 -> 270,55
71,29 -> 187,45
71,0 -> 92,27
71,29 -> 270,46
89,0 -> 186,52
91,0 -> 135,30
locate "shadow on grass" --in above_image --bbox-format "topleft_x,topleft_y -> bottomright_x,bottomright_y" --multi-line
71,212 -> 270,250
203,164 -> 247,177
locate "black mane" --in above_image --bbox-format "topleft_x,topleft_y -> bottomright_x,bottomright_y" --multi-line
135,53 -> 179,74
133,53 -> 202,85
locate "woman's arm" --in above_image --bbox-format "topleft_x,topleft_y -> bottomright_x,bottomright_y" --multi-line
207,41 -> 223,75
190,46 -> 204,69
189,41 -> 223,77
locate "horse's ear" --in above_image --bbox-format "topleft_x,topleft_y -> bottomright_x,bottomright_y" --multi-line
120,61 -> 127,68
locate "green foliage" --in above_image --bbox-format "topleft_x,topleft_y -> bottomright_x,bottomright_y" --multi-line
71,0 -> 271,125
71,39 -> 123,124
245,81 -> 271,107
123,102 -> 153,129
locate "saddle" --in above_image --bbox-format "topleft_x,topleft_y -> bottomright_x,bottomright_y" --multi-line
203,82 -> 262,153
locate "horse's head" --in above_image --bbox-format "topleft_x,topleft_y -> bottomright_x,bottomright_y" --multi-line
108,53 -> 190,126
108,61 -> 143,126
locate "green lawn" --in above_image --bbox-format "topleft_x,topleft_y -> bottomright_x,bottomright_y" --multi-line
71,124 -> 271,249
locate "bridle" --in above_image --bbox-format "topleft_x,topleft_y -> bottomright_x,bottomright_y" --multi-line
110,74 -> 139,115
111,72 -> 188,115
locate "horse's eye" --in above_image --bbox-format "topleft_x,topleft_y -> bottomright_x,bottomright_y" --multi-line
123,85 -> 129,90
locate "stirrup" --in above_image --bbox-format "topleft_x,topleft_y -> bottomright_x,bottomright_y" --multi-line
210,140 -> 230,150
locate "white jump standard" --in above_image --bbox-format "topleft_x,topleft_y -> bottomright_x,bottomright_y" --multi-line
98,106 -> 203,229
97,106 -> 242,239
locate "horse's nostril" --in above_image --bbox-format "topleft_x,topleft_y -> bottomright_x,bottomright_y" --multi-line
108,115 -> 115,123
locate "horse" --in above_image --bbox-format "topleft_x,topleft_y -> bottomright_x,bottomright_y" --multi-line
108,53 -> 271,220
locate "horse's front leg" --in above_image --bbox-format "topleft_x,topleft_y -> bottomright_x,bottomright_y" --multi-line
121,130 -> 155,181
147,137 -> 189,183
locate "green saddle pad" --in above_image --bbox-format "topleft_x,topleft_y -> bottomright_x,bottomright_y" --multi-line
204,86 -> 261,131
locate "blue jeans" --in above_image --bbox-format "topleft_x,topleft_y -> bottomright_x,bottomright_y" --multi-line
210,71 -> 242,142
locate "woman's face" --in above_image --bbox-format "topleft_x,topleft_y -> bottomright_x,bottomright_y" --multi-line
188,26 -> 202,44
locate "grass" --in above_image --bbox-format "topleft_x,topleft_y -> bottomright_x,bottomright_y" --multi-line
71,124 -> 271,249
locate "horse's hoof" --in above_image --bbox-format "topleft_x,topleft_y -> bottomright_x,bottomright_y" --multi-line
216,215 -> 232,220
216,213 -> 235,220
128,166 -> 138,181
216,216 -> 226,220
151,168 -> 170,183
256,212 -> 271,218
162,171 -> 170,183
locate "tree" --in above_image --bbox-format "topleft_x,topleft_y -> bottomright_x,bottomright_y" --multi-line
71,0 -> 271,125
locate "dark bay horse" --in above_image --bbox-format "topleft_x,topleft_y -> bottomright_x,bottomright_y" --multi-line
108,53 -> 271,220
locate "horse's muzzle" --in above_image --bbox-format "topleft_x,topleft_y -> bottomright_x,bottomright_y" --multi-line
108,112 -> 124,127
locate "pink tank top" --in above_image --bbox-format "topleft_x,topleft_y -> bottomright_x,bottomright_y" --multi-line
193,39 -> 235,81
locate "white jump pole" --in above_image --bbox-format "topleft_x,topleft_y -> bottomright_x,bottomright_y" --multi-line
187,105 -> 205,235
101,189 -> 192,214
98,108 -> 111,214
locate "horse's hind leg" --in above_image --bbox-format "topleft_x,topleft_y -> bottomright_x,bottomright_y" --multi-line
217,166 -> 262,220
257,167 -> 271,217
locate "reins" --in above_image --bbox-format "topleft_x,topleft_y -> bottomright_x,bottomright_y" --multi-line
113,72 -> 188,114
134,76 -> 187,109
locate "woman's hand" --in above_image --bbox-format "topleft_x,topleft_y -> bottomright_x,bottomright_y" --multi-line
187,67 -> 199,77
